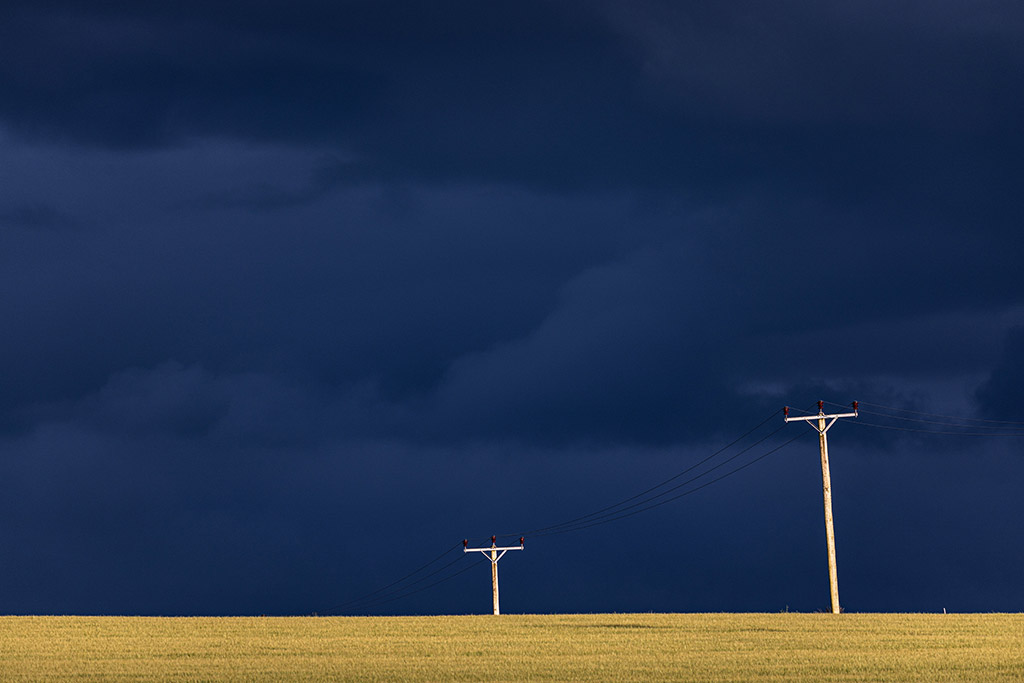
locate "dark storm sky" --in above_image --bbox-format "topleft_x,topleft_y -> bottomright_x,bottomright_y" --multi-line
2,0 -> 1023,616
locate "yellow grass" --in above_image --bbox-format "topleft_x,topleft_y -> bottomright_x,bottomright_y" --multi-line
2,613 -> 1023,681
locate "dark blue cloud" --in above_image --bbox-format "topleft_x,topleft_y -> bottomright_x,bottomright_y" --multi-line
0,1 -> 1022,615
976,326 -> 1024,419
4,1 -> 1021,195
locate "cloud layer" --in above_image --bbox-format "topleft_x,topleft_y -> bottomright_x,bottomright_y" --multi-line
1,1 -> 1023,615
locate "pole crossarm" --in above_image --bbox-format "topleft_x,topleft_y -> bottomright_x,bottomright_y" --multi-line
465,546 -> 524,556
785,411 -> 857,423
785,411 -> 857,434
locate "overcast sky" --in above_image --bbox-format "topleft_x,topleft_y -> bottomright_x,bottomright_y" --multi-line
2,0 -> 1023,616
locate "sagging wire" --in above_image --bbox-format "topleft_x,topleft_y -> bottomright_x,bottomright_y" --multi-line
324,405 -> 814,614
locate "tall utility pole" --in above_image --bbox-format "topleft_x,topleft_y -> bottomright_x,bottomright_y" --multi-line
463,536 -> 524,615
784,400 -> 858,614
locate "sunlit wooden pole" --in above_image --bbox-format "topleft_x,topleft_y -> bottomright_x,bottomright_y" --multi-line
491,545 -> 499,614
464,536 -> 524,615
785,401 -> 858,614
818,411 -> 840,614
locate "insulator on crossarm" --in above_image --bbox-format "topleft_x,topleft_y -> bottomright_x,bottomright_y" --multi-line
783,406 -> 789,418
818,400 -> 824,412
852,401 -> 858,412
463,539 -> 468,549
519,537 -> 525,547
491,535 -> 496,545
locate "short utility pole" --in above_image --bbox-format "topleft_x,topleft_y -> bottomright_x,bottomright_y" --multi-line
463,536 -> 524,615
784,400 -> 858,614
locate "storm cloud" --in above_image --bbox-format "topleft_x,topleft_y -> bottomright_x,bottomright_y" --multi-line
1,0 -> 1022,615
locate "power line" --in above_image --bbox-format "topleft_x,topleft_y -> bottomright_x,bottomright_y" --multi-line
824,399 -> 1024,428
321,541 -> 464,614
821,400 -> 1024,437
332,398 -> 1024,615
341,559 -> 478,613
527,431 -> 809,538
494,411 -> 782,540
850,419 -> 1024,437
324,407 -> 813,614
855,409 -> 1013,429
503,422 -> 790,539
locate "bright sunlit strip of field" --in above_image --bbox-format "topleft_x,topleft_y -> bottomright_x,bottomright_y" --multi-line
2,613 -> 1023,681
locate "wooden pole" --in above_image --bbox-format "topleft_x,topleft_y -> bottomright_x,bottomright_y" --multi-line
818,416 -> 840,614
464,537 -> 522,616
491,545 -> 500,615
784,402 -> 857,614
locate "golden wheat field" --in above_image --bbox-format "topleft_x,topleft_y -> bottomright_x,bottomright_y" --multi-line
1,613 -> 1023,681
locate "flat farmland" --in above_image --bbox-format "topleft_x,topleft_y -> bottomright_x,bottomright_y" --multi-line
2,613 -> 1022,681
